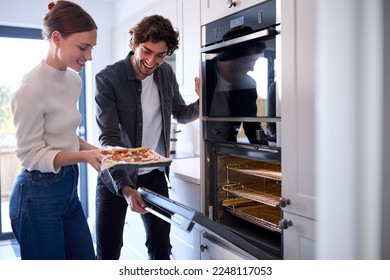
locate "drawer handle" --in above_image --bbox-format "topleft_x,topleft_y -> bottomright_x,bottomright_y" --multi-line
279,197 -> 290,208
200,244 -> 208,252
279,219 -> 293,230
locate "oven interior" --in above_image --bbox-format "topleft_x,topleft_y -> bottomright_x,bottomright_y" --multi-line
215,153 -> 282,259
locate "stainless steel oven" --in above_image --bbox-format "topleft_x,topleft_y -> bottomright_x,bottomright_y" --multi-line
200,0 -> 283,259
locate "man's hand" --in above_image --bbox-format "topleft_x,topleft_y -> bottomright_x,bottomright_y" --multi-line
194,77 -> 201,96
121,186 -> 148,214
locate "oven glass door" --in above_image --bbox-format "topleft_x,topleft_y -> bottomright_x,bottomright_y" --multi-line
139,187 -> 277,260
201,29 -> 280,145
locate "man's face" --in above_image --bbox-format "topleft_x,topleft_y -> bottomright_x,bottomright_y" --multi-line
234,52 -> 262,75
133,41 -> 168,78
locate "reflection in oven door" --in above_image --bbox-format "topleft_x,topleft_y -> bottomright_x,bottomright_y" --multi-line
202,31 -> 279,146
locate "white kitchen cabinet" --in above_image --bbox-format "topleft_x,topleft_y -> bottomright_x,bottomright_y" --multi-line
282,212 -> 315,260
200,0 -> 267,25
175,0 -> 201,101
121,209 -> 148,260
280,0 -> 316,259
168,174 -> 201,260
200,231 -> 256,260
168,157 -> 201,260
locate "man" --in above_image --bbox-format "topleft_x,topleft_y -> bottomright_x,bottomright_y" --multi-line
94,15 -> 199,260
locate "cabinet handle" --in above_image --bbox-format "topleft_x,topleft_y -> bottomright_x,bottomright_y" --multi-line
279,219 -> 293,230
226,0 -> 236,8
279,197 -> 290,208
200,244 -> 208,252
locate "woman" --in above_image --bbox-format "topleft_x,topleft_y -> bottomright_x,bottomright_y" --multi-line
9,1 -> 103,260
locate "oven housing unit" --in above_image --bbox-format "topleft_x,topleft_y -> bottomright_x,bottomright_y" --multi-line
200,0 -> 283,259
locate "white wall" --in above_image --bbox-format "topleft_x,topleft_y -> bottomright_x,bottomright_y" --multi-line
112,0 -> 156,26
315,0 -> 390,259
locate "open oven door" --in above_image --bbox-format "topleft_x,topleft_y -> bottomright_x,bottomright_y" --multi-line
139,187 -> 277,260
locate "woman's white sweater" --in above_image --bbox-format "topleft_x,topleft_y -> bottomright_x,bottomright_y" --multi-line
11,60 -> 82,173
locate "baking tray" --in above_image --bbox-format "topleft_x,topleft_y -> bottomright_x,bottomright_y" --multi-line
102,159 -> 172,171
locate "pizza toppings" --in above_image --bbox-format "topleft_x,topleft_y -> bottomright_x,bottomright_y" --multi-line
99,146 -> 171,170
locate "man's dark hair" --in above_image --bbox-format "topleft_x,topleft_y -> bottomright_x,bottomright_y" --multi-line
129,14 -> 179,56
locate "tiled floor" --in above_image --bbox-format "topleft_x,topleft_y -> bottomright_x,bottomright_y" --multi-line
0,239 -> 20,260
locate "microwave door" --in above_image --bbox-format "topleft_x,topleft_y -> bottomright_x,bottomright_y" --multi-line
139,187 -> 276,260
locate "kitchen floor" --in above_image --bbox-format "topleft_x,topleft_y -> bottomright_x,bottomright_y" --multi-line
0,236 -> 101,260
0,239 -> 20,260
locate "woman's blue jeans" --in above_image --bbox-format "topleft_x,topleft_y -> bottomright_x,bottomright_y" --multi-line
9,165 -> 95,260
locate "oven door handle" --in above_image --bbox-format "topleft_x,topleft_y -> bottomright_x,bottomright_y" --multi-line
140,188 -> 196,232
201,28 -> 279,53
144,206 -> 195,232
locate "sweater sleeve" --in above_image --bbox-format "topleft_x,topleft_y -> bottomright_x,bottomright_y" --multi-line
11,83 -> 61,173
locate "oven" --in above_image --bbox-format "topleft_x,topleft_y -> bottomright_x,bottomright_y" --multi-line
200,0 -> 283,259
137,0 -> 283,260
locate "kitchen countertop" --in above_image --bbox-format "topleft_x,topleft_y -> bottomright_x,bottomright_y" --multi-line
170,157 -> 200,185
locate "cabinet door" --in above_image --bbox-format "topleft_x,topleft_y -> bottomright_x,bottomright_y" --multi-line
201,0 -> 266,25
121,209 -> 148,260
280,0 -> 316,260
200,231 -> 256,260
169,175 -> 201,259
170,227 -> 201,260
281,0 -> 316,220
176,0 -> 201,100
169,175 -> 201,210
282,212 -> 315,260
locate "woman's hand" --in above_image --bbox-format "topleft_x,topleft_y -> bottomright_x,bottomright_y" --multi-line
82,149 -> 104,172
53,149 -> 104,172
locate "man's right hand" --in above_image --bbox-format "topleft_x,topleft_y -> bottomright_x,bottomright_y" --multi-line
121,186 -> 148,214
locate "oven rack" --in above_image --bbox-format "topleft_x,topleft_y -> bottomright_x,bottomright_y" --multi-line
222,182 -> 280,207
226,164 -> 282,181
224,202 -> 281,233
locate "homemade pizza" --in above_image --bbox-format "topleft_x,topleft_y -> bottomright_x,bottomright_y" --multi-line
99,146 -> 172,170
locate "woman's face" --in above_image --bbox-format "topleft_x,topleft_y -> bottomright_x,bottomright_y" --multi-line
53,29 -> 97,72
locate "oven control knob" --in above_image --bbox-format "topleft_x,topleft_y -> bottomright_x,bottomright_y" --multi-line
226,0 -> 236,8
200,244 -> 208,252
279,197 -> 291,208
279,219 -> 293,230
